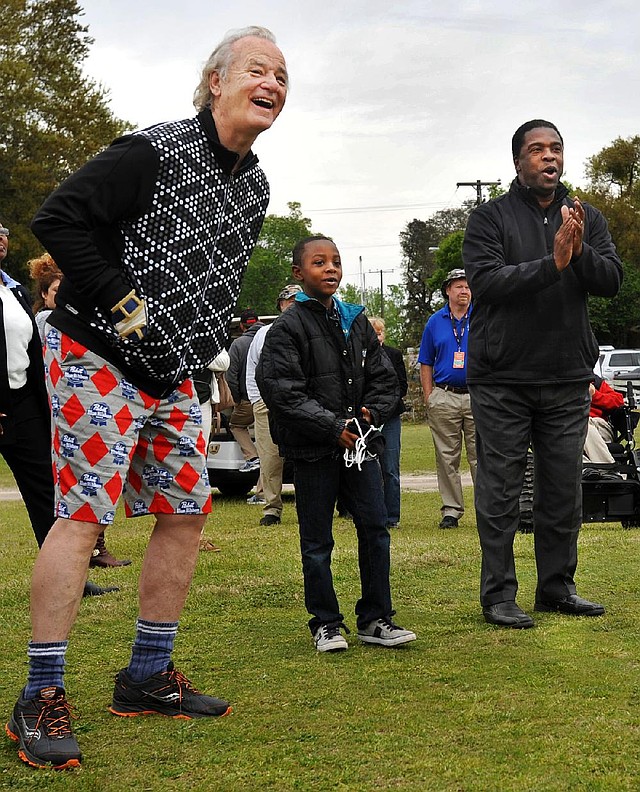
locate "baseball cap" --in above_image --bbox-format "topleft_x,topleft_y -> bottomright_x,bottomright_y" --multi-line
441,268 -> 467,298
277,284 -> 302,304
239,308 -> 258,325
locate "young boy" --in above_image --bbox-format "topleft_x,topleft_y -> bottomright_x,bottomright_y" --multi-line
256,235 -> 417,652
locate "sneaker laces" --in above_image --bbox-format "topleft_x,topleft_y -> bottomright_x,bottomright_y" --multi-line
322,622 -> 350,639
343,419 -> 383,470
377,617 -> 402,632
32,692 -> 76,742
157,666 -> 201,703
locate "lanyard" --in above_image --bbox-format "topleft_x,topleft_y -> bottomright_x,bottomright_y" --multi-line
450,311 -> 469,351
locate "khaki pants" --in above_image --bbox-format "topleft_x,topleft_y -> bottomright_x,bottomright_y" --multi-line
426,387 -> 477,519
253,399 -> 283,517
229,399 -> 258,460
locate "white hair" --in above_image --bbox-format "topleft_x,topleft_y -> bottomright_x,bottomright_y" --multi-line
193,26 -> 278,111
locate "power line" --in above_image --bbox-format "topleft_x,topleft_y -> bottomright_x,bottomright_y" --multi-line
305,201 -> 457,215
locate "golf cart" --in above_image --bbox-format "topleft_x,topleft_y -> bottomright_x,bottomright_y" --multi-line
581,379 -> 640,528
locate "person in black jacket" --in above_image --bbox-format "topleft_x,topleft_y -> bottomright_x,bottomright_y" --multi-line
0,225 -> 56,549
463,119 -> 623,629
7,26 -> 288,771
257,236 -> 416,653
369,316 -> 408,528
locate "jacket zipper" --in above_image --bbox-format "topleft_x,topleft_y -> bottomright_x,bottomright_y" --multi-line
170,173 -> 234,387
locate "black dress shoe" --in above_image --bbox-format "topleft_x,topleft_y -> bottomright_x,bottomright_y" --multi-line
439,515 -> 459,529
83,580 -> 120,597
483,601 -> 534,629
534,593 -> 605,616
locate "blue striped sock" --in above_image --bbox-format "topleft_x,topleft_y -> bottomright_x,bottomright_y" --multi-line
25,641 -> 68,699
127,619 -> 179,682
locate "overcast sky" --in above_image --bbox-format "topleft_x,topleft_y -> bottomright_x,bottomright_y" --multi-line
78,0 -> 639,289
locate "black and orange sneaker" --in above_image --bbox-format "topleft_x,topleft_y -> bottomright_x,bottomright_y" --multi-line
109,662 -> 231,719
5,686 -> 81,770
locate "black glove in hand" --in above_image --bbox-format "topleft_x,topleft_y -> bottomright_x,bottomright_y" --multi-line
111,290 -> 147,341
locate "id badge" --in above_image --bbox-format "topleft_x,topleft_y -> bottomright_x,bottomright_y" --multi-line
453,351 -> 465,369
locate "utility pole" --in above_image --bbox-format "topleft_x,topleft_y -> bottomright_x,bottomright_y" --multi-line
367,269 -> 393,318
456,179 -> 501,206
358,255 -> 365,304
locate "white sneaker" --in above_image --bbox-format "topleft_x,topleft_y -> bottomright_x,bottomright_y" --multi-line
313,624 -> 348,653
357,618 -> 416,647
246,494 -> 266,505
239,458 -> 260,473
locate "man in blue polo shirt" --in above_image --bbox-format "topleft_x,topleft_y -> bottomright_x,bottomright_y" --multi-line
418,269 -> 477,528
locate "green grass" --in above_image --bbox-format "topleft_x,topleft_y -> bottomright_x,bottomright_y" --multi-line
1,425 -> 639,789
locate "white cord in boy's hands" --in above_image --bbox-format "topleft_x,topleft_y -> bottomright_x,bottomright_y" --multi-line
111,290 -> 147,341
343,417 -> 383,471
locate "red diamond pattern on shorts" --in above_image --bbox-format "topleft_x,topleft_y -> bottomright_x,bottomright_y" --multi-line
49,358 -> 63,387
53,428 -> 60,455
114,405 -> 135,435
140,391 -> 159,410
175,463 -> 201,494
195,431 -> 206,454
104,472 -> 124,505
61,393 -> 85,428
168,408 -> 188,432
91,366 -> 119,397
150,492 -> 174,513
81,433 -> 110,466
58,463 -> 78,496
152,435 -> 173,463
71,503 -> 98,522
137,437 -> 150,462
61,335 -> 88,359
202,492 -> 212,513
177,379 -> 194,398
128,466 -> 142,494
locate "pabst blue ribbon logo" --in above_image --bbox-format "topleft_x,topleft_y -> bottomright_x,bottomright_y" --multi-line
131,499 -> 148,516
65,364 -> 89,388
57,501 -> 70,518
120,378 -> 138,400
60,432 -> 79,458
189,404 -> 203,425
133,415 -> 147,431
177,436 -> 196,456
176,499 -> 200,514
156,468 -> 173,490
80,472 -> 103,496
148,416 -> 164,428
142,464 -> 160,487
167,390 -> 180,403
111,441 -> 128,465
99,510 -> 115,525
201,465 -> 210,485
46,327 -> 60,350
88,402 -> 113,427
50,394 -> 61,418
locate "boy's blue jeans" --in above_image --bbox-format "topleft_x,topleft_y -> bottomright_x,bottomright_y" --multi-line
381,414 -> 402,525
293,454 -> 393,634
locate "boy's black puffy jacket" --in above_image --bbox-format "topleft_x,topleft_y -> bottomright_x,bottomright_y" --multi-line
256,295 -> 400,460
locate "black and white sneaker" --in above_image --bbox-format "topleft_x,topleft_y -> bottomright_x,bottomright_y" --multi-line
6,686 -> 82,770
109,662 -> 231,719
357,618 -> 417,647
313,623 -> 349,653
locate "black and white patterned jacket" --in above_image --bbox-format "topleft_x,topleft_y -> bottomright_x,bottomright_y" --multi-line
32,110 -> 269,398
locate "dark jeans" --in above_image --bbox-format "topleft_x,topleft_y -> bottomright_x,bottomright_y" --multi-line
381,414 -> 401,525
0,386 -> 55,548
469,382 -> 590,607
293,454 -> 393,633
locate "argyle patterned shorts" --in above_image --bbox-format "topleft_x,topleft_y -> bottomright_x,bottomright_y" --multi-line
44,329 -> 212,525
